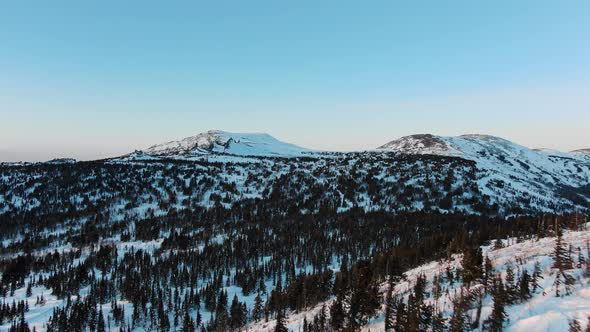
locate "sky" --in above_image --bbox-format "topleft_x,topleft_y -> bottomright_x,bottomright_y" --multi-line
1,1 -> 589,161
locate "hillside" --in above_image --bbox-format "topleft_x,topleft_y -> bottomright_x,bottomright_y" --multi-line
0,132 -> 589,332
246,224 -> 590,332
1,132 -> 589,220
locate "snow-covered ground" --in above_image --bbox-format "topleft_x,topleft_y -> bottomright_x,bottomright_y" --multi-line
245,225 -> 590,332
1,225 -> 589,331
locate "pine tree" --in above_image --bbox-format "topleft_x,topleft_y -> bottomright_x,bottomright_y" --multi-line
182,308 -> 195,332
449,291 -> 470,332
274,310 -> 288,332
18,311 -> 30,332
394,301 -> 408,332
569,319 -> 582,332
229,294 -> 245,329
97,307 -> 106,332
214,290 -> 229,330
553,224 -> 573,271
484,276 -> 507,332
432,309 -> 446,332
504,263 -> 517,304
329,295 -> 345,331
462,247 -> 483,288
493,239 -> 504,250
252,293 -> 264,321
518,270 -> 531,301
384,286 -> 395,332
553,226 -> 575,297
472,288 -> 484,330
196,307 -> 201,328
25,284 -> 32,298
346,261 -> 380,329
320,304 -> 328,330
531,261 -> 544,293
483,256 -> 494,288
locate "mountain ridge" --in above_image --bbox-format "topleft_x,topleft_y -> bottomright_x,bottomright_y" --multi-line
144,130 -> 312,157
139,130 -> 587,160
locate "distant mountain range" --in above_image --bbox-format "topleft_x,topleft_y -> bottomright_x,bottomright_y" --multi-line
137,130 -> 589,159
117,130 -> 590,215
1,130 -> 588,216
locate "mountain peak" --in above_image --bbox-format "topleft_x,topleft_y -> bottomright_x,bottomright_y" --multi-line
377,134 -> 461,156
570,148 -> 590,155
377,133 -> 523,156
144,130 -> 311,157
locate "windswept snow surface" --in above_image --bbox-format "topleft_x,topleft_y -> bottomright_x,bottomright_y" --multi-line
144,130 -> 312,157
245,225 -> 590,332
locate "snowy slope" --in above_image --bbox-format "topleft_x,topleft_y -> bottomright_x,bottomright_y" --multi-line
144,130 -> 312,157
571,149 -> 590,156
245,225 -> 590,332
378,134 -> 463,156
379,134 -> 588,164
378,134 -> 590,213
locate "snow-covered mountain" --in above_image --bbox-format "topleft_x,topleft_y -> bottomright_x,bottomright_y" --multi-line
379,133 -> 585,161
144,130 -> 311,157
378,134 -> 590,202
1,131 -> 589,332
571,148 -> 590,156
377,134 -> 462,156
2,131 -> 588,217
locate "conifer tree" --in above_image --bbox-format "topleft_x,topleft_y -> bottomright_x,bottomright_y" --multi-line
462,247 -> 483,287
432,309 -> 446,332
483,276 -> 507,332
553,224 -> 573,271
553,226 -> 575,296
196,307 -> 201,328
384,286 -> 395,332
504,263 -> 517,304
531,261 -> 544,293
97,307 -> 106,332
274,309 -> 288,332
394,301 -> 408,332
518,270 -> 531,301
449,288 -> 471,332
182,308 -> 195,332
229,294 -> 246,330
483,256 -> 493,288
252,293 -> 264,321
569,319 -> 582,332
329,295 -> 345,331
26,284 -> 32,298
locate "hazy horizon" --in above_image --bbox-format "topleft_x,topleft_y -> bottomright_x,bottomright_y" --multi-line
2,1 -> 589,161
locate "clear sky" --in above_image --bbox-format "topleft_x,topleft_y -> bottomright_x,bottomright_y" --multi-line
1,1 -> 589,161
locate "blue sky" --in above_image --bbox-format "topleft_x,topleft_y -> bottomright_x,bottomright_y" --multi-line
1,1 -> 589,161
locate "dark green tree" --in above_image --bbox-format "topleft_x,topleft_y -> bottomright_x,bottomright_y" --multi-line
274,310 -> 288,332
484,276 -> 507,332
